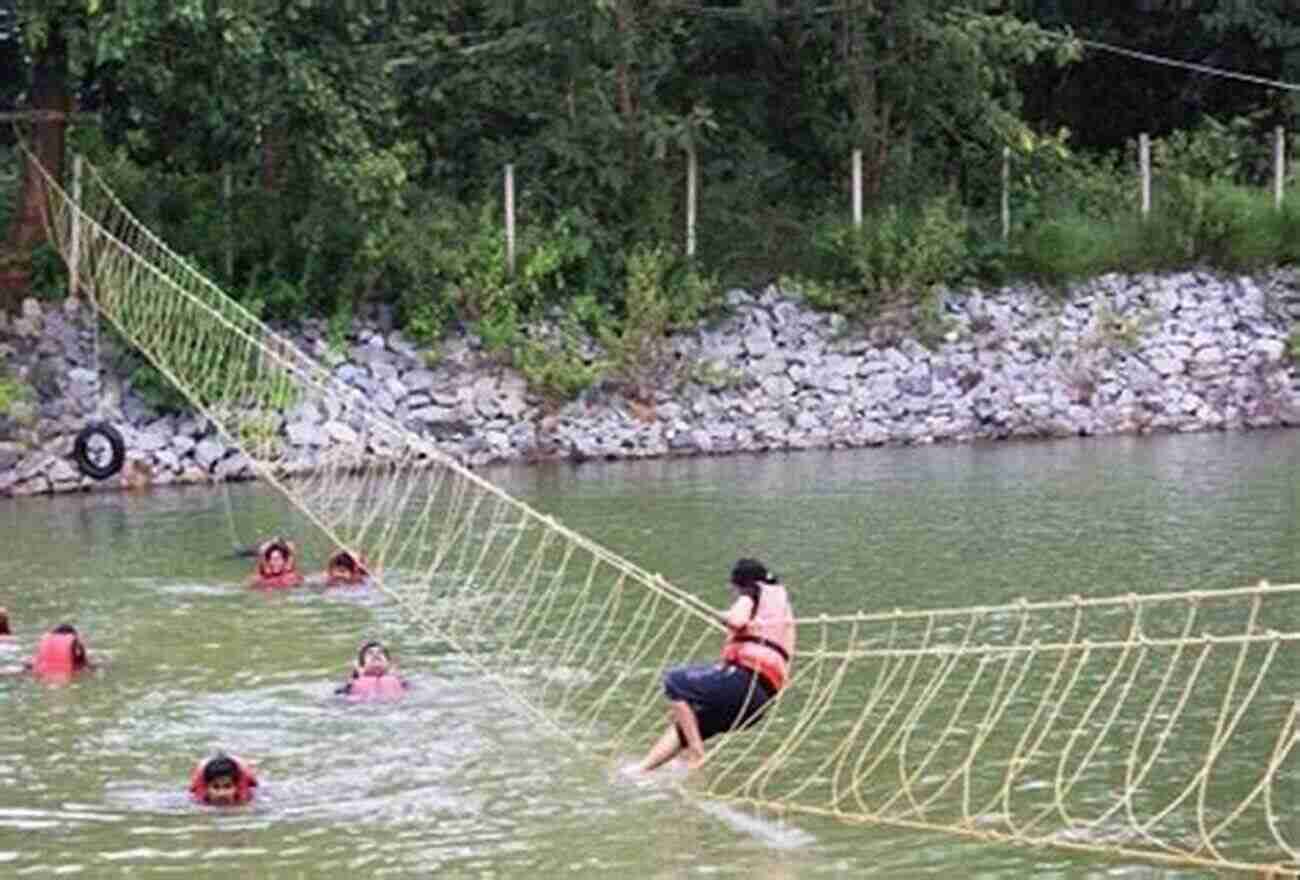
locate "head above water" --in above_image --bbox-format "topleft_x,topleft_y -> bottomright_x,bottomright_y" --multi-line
201,754 -> 243,805
327,550 -> 367,585
357,640 -> 391,674
262,539 -> 292,574
203,754 -> 240,785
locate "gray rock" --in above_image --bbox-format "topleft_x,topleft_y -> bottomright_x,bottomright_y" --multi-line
215,452 -> 252,481
743,326 -> 775,357
0,442 -> 22,471
403,369 -> 438,392
48,458 -> 81,484
194,438 -> 227,470
384,377 -> 409,400
286,422 -> 328,447
410,405 -> 457,425
326,421 -> 358,446
154,449 -> 181,472
898,367 -> 933,397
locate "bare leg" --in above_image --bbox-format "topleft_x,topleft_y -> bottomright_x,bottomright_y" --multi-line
637,723 -> 684,773
670,700 -> 706,768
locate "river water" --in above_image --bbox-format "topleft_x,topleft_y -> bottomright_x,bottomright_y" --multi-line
2,431 -> 1299,878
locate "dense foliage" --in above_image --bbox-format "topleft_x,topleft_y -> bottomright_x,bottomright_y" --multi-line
1,1 -> 1299,397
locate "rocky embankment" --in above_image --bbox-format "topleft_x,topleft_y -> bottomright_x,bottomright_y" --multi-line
2,270 -> 1300,497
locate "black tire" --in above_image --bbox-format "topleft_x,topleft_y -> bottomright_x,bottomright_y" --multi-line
73,422 -> 126,481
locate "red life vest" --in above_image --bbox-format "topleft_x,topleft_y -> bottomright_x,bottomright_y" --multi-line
720,584 -> 795,693
189,756 -> 258,805
30,632 -> 85,682
345,672 -> 406,702
252,570 -> 304,589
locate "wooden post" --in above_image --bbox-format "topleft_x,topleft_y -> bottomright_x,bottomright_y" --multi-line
1274,126 -> 1285,211
504,163 -> 516,277
686,143 -> 697,258
1139,133 -> 1151,219
1001,146 -> 1010,242
69,154 -> 82,298
852,148 -> 863,228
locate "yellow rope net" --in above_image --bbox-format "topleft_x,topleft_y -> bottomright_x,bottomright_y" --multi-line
25,149 -> 1300,877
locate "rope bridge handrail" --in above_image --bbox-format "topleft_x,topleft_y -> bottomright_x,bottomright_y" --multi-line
22,146 -> 1300,878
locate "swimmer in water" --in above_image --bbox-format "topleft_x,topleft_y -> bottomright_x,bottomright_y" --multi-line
248,538 -> 304,589
24,623 -> 93,681
0,608 -> 17,658
636,558 -> 795,773
336,640 -> 408,700
322,549 -> 371,587
189,752 -> 258,806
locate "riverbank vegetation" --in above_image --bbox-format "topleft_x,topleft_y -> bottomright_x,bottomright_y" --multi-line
2,2 -> 1299,402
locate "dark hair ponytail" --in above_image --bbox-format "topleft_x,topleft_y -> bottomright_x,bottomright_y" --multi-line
730,558 -> 777,618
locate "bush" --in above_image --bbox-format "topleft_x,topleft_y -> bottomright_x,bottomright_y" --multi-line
514,332 -> 605,404
0,370 -> 31,417
806,194 -> 970,315
599,245 -> 718,401
28,244 -> 69,301
1016,212 -> 1124,284
127,360 -> 190,413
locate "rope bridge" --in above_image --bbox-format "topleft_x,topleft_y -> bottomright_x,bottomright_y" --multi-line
24,149 -> 1300,877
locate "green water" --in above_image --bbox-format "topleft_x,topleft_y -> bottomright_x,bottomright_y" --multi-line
2,431 -> 1299,878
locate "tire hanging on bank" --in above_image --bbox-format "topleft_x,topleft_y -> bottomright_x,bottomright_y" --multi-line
73,422 -> 125,481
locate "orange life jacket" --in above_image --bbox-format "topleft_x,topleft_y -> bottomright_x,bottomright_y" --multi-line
189,756 -> 258,805
30,632 -> 86,681
720,584 -> 795,693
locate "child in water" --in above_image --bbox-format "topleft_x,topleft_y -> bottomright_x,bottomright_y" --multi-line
0,608 -> 17,660
323,549 -> 371,587
335,640 -> 408,700
189,752 -> 258,806
248,538 -> 303,589
25,623 -> 93,681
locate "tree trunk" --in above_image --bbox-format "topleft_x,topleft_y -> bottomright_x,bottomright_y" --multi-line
260,122 -> 287,192
613,0 -> 638,171
1,19 -> 70,312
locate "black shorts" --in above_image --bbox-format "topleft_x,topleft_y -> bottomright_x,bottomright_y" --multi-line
663,663 -> 773,744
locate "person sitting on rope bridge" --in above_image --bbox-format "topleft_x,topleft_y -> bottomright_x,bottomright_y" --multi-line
335,640 -> 408,701
189,752 -> 259,806
247,538 -> 304,589
636,558 -> 796,773
322,549 -> 371,588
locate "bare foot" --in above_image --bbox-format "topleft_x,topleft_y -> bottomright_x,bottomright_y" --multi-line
685,749 -> 706,770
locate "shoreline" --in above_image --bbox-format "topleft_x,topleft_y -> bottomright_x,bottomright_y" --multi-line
2,268 -> 1298,498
